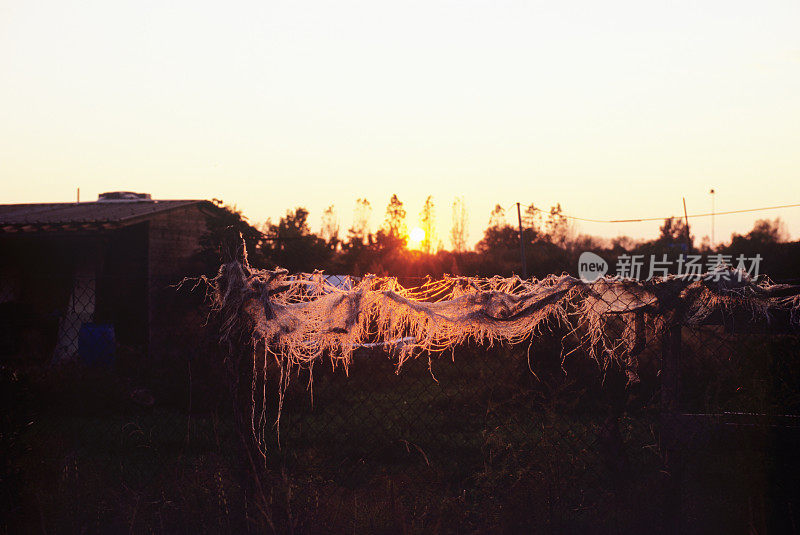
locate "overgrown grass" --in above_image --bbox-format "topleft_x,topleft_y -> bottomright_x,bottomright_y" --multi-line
4,331 -> 798,533
2,360 -> 251,534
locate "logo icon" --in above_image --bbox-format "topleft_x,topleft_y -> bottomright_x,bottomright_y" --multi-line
578,252 -> 608,282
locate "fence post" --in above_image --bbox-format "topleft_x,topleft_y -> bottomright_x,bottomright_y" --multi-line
661,323 -> 683,534
218,231 -> 279,530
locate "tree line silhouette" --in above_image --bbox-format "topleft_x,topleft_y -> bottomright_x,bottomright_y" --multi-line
202,195 -> 799,282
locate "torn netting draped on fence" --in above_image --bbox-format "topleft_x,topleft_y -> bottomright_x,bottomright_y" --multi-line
208,252 -> 800,453
213,261 -> 798,369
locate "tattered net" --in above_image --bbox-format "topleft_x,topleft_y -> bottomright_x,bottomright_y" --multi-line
205,247 -> 800,456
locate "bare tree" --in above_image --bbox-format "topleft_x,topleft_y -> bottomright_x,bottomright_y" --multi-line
450,196 -> 469,253
545,203 -> 572,247
522,203 -> 542,233
320,204 -> 340,248
348,198 -> 372,245
383,194 -> 407,239
420,195 -> 436,254
488,204 -> 506,229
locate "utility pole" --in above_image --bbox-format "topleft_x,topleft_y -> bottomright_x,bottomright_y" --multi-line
516,202 -> 528,279
682,198 -> 691,252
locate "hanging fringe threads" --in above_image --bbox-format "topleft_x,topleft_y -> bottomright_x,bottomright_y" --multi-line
205,243 -> 800,456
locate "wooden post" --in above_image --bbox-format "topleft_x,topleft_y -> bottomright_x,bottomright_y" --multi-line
218,230 -> 278,530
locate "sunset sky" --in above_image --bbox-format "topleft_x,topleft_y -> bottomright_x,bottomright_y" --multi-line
1,0 -> 798,247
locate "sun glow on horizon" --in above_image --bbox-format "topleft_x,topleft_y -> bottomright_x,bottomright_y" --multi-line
0,1 -> 798,244
408,227 -> 425,250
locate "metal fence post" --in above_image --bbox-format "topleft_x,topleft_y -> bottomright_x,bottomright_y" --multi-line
661,323 -> 683,534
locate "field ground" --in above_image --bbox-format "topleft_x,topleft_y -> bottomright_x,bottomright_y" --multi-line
3,338 -> 798,533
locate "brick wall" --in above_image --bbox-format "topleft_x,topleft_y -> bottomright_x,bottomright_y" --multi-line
147,203 -> 209,358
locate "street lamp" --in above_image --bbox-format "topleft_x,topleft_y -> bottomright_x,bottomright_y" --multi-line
709,189 -> 716,248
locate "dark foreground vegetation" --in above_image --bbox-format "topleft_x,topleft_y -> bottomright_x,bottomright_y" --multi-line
4,317 -> 800,533
2,196 -> 799,533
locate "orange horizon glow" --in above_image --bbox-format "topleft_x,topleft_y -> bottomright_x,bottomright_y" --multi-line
1,1 -> 798,245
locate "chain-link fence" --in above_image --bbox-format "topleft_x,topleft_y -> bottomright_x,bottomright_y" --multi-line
266,295 -> 800,533
2,271 -> 800,534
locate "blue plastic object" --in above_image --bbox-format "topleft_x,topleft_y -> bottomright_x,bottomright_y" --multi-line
78,323 -> 116,366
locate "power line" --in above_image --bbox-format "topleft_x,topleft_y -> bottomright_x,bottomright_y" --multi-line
520,202 -> 800,224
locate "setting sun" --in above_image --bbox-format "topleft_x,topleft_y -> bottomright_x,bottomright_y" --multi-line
2,1 -> 799,530
408,227 -> 425,250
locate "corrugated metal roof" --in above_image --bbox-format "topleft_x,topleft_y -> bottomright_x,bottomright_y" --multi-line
0,200 -> 208,232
